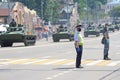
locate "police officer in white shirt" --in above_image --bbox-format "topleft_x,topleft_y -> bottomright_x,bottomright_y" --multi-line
74,25 -> 84,68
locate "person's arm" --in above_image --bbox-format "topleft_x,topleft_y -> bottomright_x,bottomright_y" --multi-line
104,31 -> 109,39
74,41 -> 79,48
74,33 -> 79,48
103,27 -> 107,39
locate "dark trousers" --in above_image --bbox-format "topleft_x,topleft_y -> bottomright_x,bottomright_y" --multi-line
75,45 -> 83,67
104,39 -> 109,58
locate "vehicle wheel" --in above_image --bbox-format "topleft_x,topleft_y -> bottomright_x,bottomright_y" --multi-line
118,28 -> 119,31
113,30 -> 115,32
1,44 -> 5,47
1,42 -> 6,47
24,36 -> 36,46
24,40 -> 30,46
69,37 -> 73,41
84,34 -> 88,37
69,39 -> 72,41
7,42 -> 13,47
1,42 -> 13,47
53,38 -> 59,42
31,41 -> 36,46
96,33 -> 100,37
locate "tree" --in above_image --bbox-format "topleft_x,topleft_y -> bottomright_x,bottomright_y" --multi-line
10,0 -> 107,23
110,6 -> 120,17
11,0 -> 61,24
76,0 -> 107,20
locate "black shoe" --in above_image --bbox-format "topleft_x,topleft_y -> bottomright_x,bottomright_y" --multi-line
76,66 -> 83,68
106,57 -> 111,60
104,57 -> 111,60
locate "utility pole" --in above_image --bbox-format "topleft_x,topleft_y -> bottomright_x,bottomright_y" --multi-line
66,0 -> 69,27
8,0 -> 10,23
41,0 -> 44,26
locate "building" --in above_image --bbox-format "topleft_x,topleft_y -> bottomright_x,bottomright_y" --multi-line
0,2 -> 15,24
0,2 -> 40,30
59,1 -> 79,27
0,9 -> 9,24
105,0 -> 120,13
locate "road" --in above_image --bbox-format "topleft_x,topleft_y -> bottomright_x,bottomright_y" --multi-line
0,30 -> 120,80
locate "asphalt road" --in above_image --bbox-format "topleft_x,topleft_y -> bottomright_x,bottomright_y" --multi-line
0,30 -> 120,80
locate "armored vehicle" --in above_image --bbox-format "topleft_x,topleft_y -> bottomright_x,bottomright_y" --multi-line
84,26 -> 100,37
0,25 -> 36,47
52,25 -> 74,42
114,24 -> 120,31
98,25 -> 104,33
108,25 -> 115,32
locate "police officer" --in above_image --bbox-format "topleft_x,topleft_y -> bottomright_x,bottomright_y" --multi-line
74,25 -> 84,68
103,24 -> 111,60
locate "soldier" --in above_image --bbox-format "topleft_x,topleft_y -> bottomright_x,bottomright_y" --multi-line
74,25 -> 84,68
9,19 -> 16,27
103,24 -> 111,60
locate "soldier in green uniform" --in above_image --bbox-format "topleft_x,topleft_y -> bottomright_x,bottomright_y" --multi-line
9,19 -> 16,27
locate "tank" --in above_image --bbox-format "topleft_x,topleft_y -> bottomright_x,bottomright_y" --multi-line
52,25 -> 74,42
84,26 -> 100,37
108,25 -> 115,32
0,25 -> 36,47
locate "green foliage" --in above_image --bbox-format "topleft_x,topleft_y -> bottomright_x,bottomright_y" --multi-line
110,6 -> 120,17
99,0 -> 107,4
76,0 -> 107,20
43,0 -> 61,23
9,0 -> 107,23
11,0 -> 61,24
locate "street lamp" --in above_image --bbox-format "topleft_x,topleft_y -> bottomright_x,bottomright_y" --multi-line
86,0 -> 88,25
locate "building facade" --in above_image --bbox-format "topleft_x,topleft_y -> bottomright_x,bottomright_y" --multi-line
105,0 -> 120,13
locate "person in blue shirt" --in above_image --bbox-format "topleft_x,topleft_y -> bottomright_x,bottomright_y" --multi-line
103,24 -> 111,60
74,25 -> 84,68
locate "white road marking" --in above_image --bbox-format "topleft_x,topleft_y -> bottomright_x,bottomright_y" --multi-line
46,68 -> 76,80
64,51 -> 73,54
23,59 -> 48,65
43,59 -> 66,65
41,56 -> 51,59
0,58 -> 119,67
64,59 -> 85,65
86,60 -> 104,66
0,59 -> 10,60
115,45 -> 120,48
1,59 -> 29,65
64,61 -> 75,65
116,53 -> 120,54
46,77 -> 52,80
107,61 -> 120,66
